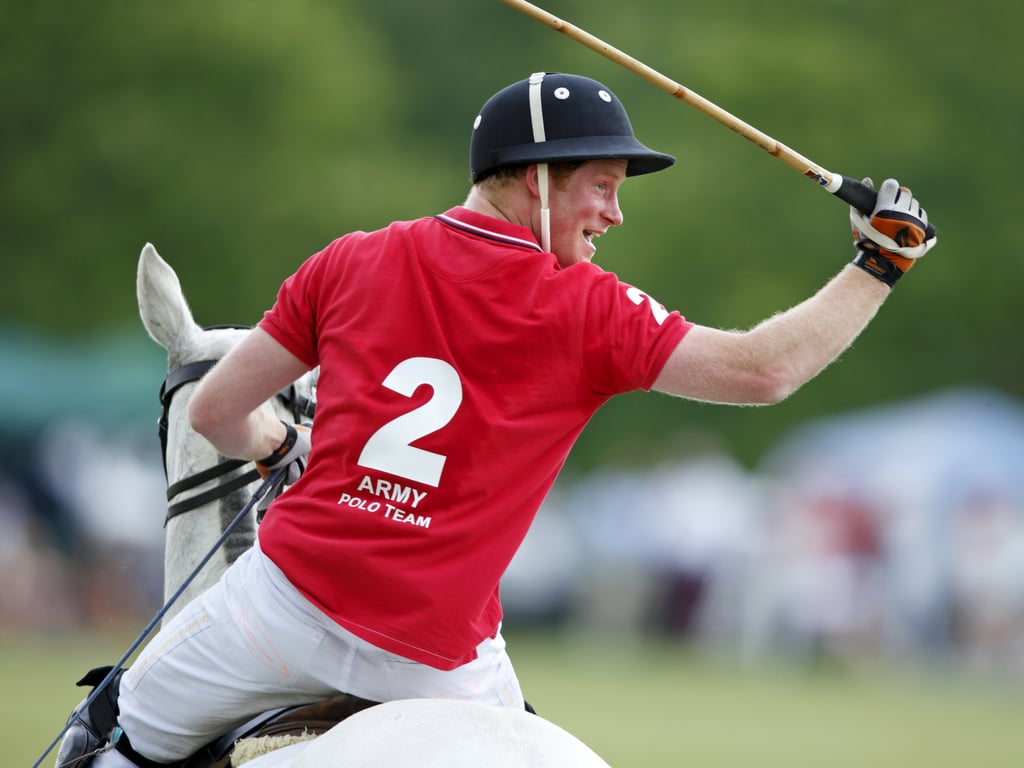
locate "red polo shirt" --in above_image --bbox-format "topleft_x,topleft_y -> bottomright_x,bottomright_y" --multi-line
258,206 -> 691,669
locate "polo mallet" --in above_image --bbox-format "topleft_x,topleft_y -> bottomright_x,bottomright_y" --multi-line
32,467 -> 288,768
500,0 -> 933,232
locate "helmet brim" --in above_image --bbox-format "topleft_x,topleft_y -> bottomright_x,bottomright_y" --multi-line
485,135 -> 675,179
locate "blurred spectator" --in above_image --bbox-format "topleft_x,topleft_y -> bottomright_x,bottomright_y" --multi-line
753,387 -> 1024,671
0,477 -> 77,630
745,481 -> 885,662
0,420 -> 166,630
948,486 -> 1024,680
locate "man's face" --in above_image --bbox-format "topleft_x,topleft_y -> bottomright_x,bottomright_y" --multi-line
544,159 -> 627,269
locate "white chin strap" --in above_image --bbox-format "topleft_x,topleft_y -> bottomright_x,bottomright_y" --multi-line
528,72 -> 551,252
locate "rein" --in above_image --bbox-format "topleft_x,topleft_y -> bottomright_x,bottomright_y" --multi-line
157,329 -> 315,524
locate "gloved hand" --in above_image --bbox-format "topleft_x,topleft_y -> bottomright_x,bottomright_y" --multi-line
849,177 -> 937,286
256,421 -> 311,485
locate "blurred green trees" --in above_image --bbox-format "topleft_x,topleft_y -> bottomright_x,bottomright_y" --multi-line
1,0 -> 1020,467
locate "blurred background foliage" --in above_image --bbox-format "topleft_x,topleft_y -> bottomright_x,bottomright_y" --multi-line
1,0 -> 1020,469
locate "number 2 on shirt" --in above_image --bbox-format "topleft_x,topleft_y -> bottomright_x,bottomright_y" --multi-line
356,357 -> 462,487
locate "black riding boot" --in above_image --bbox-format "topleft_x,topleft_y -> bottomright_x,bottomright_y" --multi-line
54,667 -> 124,768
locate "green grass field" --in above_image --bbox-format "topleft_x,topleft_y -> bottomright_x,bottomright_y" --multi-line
9,628 -> 1023,768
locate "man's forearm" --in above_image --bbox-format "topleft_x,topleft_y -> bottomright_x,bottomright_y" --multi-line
746,263 -> 890,393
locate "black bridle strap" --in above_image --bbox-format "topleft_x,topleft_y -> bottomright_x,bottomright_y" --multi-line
165,465 -> 262,524
157,357 -> 251,524
165,458 -> 249,500
156,336 -> 316,523
159,360 -> 219,404
157,359 -> 219,480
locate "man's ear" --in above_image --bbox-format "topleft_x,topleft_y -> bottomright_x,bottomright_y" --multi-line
524,164 -> 541,198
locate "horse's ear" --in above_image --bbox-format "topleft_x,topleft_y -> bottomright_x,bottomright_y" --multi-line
137,243 -> 203,355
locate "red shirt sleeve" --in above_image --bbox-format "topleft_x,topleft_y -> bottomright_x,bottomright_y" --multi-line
579,267 -> 692,395
258,245 -> 331,369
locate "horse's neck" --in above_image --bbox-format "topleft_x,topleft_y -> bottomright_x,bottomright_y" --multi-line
161,384 -> 259,620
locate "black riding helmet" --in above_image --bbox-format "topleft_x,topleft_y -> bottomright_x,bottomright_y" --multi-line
470,72 -> 675,183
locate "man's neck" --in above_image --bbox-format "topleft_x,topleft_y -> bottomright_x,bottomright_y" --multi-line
463,185 -> 533,232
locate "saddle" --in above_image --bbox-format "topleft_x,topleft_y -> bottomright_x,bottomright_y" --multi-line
180,692 -> 381,768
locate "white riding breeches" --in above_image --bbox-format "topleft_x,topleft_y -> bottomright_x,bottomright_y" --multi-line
114,543 -> 524,763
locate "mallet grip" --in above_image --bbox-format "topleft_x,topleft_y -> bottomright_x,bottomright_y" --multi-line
835,176 -> 878,215
835,176 -> 937,239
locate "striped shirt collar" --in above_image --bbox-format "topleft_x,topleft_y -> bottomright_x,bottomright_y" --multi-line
435,207 -> 544,253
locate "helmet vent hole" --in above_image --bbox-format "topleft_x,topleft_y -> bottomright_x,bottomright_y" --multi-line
554,87 -> 570,100
598,90 -> 612,103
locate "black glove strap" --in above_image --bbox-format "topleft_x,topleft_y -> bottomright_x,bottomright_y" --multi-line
257,422 -> 298,468
852,247 -> 904,287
